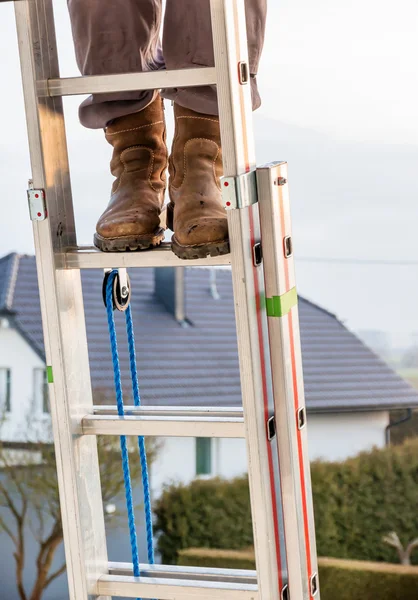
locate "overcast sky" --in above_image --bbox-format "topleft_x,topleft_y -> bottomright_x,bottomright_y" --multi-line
0,0 -> 417,338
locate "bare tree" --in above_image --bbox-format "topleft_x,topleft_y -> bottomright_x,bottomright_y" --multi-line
0,422 -> 158,600
382,531 -> 418,566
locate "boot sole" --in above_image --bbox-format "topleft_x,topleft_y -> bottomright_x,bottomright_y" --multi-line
167,202 -> 230,260
94,229 -> 165,252
171,235 -> 230,260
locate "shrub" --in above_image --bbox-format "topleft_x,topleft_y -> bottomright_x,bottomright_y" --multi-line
154,439 -> 418,564
311,438 -> 418,563
154,476 -> 252,564
319,557 -> 418,600
179,547 -> 255,570
178,550 -> 418,600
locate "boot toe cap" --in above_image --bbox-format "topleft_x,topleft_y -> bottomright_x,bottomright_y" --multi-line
96,206 -> 164,239
175,217 -> 228,246
97,218 -> 149,239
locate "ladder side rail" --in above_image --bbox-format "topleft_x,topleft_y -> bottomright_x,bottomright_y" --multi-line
291,302 -> 320,597
257,162 -> 320,599
282,175 -> 320,597
210,1 -> 288,597
14,2 -> 109,599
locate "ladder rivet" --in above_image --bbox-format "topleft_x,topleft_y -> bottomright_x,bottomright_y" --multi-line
275,177 -> 287,186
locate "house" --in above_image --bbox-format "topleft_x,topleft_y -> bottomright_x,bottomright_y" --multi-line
1,252 -> 418,498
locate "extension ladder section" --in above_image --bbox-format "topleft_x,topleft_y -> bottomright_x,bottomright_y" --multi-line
13,0 -> 320,598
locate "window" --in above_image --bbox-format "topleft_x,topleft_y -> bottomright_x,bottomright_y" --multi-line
0,368 -> 11,412
196,438 -> 212,476
34,368 -> 49,414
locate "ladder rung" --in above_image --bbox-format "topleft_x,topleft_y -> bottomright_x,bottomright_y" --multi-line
94,406 -> 243,418
98,574 -> 258,600
58,244 -> 231,269
47,67 -> 217,97
108,562 -> 257,585
82,406 -> 245,438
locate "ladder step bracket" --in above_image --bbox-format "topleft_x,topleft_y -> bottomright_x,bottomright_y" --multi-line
221,171 -> 258,210
27,186 -> 47,222
82,406 -> 245,438
58,244 -> 232,270
46,67 -> 217,98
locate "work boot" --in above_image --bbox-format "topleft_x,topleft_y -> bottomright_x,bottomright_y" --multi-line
167,103 -> 229,260
94,94 -> 168,252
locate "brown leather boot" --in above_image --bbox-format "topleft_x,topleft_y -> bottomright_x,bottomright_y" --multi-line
94,94 -> 168,252
167,103 -> 229,259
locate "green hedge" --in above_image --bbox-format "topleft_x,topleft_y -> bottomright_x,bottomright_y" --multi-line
178,550 -> 418,600
179,547 -> 255,570
319,558 -> 418,600
311,438 -> 418,563
154,439 -> 418,564
154,476 -> 252,564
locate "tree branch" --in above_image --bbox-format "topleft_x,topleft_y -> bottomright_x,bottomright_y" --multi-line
0,480 -> 21,522
15,506 -> 26,600
30,531 -> 63,600
0,514 -> 18,546
406,538 -> 418,557
44,563 -> 66,589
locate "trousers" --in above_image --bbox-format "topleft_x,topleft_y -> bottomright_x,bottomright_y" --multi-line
67,0 -> 267,128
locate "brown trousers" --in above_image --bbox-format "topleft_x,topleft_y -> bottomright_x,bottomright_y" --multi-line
67,0 -> 267,128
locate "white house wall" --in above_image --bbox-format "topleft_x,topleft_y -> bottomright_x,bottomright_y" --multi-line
150,411 -> 390,497
150,437 -> 248,497
0,326 -> 48,442
307,411 -> 390,462
151,438 -> 196,497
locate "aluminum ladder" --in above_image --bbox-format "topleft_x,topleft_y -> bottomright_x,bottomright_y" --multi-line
12,0 -> 320,598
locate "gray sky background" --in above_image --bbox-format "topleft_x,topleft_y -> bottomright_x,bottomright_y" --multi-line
0,0 -> 417,338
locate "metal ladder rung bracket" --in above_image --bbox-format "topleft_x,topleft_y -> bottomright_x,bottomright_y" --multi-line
221,170 -> 259,210
257,161 -> 320,599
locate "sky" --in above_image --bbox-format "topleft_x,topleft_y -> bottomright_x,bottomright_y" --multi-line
0,0 -> 417,338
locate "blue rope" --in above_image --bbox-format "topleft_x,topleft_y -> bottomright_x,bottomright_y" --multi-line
105,271 -> 155,599
125,304 -> 155,566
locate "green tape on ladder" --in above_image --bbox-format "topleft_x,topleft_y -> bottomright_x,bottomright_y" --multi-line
46,366 -> 54,383
266,287 -> 298,317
